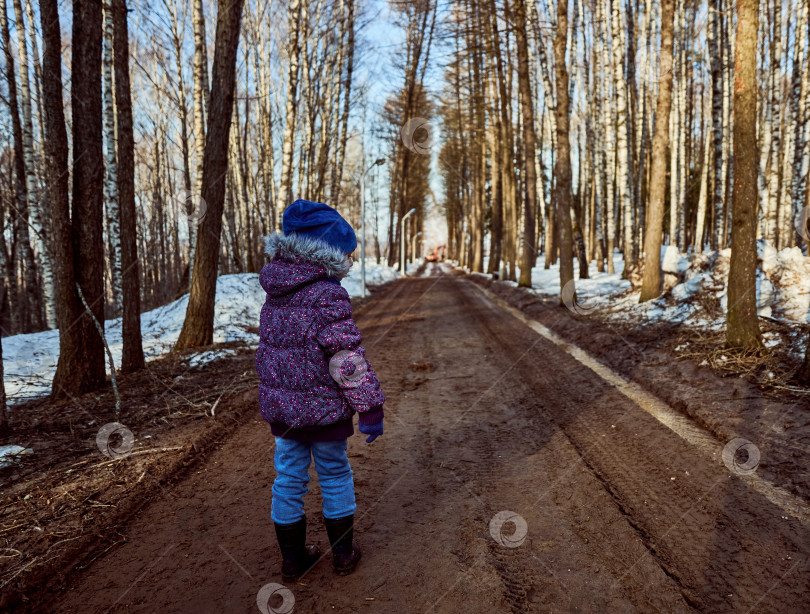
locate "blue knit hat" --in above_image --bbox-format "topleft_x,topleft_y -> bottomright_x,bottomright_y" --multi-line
282,199 -> 357,254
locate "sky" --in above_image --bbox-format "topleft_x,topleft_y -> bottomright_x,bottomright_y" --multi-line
358,0 -> 451,248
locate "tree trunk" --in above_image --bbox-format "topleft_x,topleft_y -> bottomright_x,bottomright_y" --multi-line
640,0 -> 675,302
102,0 -> 122,316
488,0 -> 516,279
720,0 -> 735,247
553,0 -> 574,301
190,0 -> 208,288
726,0 -> 763,350
780,0 -> 805,247
514,0 -> 539,287
332,0 -> 355,206
597,0 -> 616,273
709,0 -> 725,249
485,53 -> 503,276
0,282 -> 6,434
39,0 -> 79,369
2,0 -> 39,333
764,0 -> 782,245
175,0 -> 244,351
609,0 -> 634,276
113,0 -> 144,372
12,0 -> 51,329
791,0 -> 809,229
51,0 -> 107,397
277,0 -> 302,218
694,95 -> 712,253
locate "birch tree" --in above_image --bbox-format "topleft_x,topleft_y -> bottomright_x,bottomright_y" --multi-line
11,0 -> 50,329
609,0 -> 634,273
764,0 -> 783,245
189,0 -> 209,287
694,95 -> 713,253
709,0 -> 725,249
791,0 -> 810,227
0,0 -> 37,332
277,0 -> 303,218
103,1 -> 122,315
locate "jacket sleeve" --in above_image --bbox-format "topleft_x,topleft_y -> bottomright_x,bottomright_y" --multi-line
314,286 -> 386,414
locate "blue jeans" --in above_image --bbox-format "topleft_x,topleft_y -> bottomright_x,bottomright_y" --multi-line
271,437 -> 357,525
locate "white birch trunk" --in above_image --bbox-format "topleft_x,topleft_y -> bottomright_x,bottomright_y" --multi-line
669,0 -> 681,245
277,0 -> 303,217
709,0 -> 725,248
12,0 -> 55,328
254,17 -> 276,230
332,0 -> 355,205
190,0 -> 207,283
720,0 -> 733,246
757,0 -> 773,239
599,0 -> 616,272
695,96 -> 712,253
610,0 -> 633,269
794,0 -> 810,225
765,0 -> 783,244
529,0 -> 557,150
590,2 -> 605,268
724,0 -> 736,236
103,1 -> 122,314
299,0 -> 316,196
23,0 -> 44,173
676,0 -> 687,251
322,0 -> 344,203
780,0 -> 804,247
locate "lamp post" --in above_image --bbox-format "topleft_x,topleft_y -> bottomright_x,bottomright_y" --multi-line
400,208 -> 416,275
412,231 -> 422,264
360,157 -> 386,298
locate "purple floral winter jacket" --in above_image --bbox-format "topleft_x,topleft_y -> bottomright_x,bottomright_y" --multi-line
256,232 -> 385,442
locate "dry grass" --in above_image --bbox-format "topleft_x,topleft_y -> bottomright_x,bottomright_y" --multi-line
668,318 -> 809,396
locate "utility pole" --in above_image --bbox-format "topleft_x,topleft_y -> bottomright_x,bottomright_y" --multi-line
360,157 -> 386,297
400,208 -> 416,274
412,231 -> 422,264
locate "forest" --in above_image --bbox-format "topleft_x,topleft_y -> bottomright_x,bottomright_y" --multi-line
1,1 -> 810,611
0,0 -> 808,410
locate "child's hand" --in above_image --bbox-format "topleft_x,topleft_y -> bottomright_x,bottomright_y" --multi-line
358,419 -> 383,443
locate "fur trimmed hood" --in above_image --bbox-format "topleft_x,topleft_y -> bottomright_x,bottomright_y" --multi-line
264,232 -> 352,280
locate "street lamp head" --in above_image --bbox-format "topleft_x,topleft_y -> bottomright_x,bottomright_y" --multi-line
408,208 -> 416,215
374,158 -> 386,166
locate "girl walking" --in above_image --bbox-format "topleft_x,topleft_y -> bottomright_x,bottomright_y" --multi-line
256,199 -> 386,581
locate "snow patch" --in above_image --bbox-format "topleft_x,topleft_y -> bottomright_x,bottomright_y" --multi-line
460,242 -> 808,335
0,444 -> 33,468
3,260 -> 401,403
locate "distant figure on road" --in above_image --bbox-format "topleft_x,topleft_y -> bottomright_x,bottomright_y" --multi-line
256,198 -> 386,582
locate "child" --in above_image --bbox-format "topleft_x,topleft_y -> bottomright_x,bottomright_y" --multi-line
256,199 -> 386,582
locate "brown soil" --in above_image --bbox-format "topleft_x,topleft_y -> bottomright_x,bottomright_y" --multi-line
462,267 -> 810,502
5,266 -> 810,612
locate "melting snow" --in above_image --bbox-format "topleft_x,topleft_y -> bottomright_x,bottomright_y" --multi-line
459,241 -> 809,335
2,259 -> 401,404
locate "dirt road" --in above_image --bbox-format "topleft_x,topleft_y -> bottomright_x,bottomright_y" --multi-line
48,269 -> 810,613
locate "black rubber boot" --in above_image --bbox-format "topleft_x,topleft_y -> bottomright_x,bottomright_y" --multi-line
324,514 -> 362,575
274,516 -> 321,581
